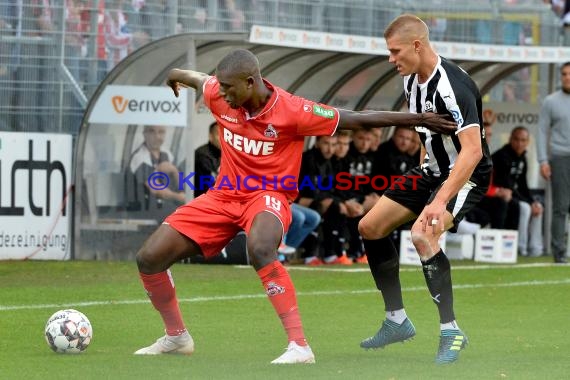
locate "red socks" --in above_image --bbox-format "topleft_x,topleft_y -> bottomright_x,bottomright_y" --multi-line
257,261 -> 307,346
139,270 -> 186,336
140,263 -> 307,345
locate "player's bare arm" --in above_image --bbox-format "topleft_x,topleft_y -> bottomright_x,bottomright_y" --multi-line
420,126 -> 482,232
166,69 -> 209,97
337,109 -> 456,135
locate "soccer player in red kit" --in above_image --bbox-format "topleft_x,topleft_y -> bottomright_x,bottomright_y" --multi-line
134,49 -> 455,363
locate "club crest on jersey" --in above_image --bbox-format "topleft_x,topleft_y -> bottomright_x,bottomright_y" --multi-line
303,104 -> 311,112
266,282 -> 285,296
264,124 -> 278,138
424,101 -> 434,113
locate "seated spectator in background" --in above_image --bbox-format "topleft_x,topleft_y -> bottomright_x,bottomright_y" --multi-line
125,125 -> 185,222
331,130 -> 364,218
298,135 -> 352,265
369,127 -> 383,153
331,130 -> 367,263
463,110 -> 497,229
344,128 -> 376,262
278,203 -> 321,263
407,130 -> 421,163
332,130 -> 364,219
372,126 -> 416,193
332,130 -> 353,175
371,126 -> 416,246
194,121 -> 221,198
491,126 -> 544,257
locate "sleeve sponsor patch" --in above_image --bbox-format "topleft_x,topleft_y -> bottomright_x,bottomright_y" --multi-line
312,105 -> 335,119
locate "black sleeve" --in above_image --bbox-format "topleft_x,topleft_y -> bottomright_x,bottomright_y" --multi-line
491,148 -> 512,189
515,157 -> 533,203
194,146 -> 218,178
194,145 -> 220,197
298,152 -> 318,200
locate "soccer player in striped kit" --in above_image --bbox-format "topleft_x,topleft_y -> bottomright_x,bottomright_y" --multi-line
358,14 -> 492,364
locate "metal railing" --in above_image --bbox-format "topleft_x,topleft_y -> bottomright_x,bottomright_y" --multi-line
0,0 -> 562,136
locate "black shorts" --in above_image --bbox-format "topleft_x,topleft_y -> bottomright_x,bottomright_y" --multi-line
383,167 -> 489,232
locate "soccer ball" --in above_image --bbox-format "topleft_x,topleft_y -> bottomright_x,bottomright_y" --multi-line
44,309 -> 93,354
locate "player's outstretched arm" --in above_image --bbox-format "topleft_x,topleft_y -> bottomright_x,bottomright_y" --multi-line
337,109 -> 456,135
166,68 -> 209,97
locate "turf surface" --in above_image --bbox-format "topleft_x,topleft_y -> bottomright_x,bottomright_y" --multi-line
0,258 -> 568,379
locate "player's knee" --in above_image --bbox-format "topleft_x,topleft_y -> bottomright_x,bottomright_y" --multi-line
136,246 -> 161,274
358,218 -> 389,240
248,241 -> 277,265
410,226 -> 431,254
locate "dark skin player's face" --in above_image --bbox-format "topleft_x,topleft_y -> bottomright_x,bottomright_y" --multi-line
216,70 -> 252,109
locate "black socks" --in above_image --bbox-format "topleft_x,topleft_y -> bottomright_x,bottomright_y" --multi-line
363,237 -> 404,311
421,249 -> 455,323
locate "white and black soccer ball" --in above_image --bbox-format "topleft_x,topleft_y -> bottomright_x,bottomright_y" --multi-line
44,309 -> 93,354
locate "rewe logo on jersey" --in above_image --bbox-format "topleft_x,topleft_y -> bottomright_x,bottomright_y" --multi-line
223,128 -> 275,156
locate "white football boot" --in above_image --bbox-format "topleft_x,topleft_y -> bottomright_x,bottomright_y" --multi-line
134,331 -> 194,355
271,342 -> 315,364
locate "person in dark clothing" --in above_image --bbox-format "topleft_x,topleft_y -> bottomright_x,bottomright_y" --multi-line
488,126 -> 544,256
373,126 -> 416,195
298,135 -> 352,265
125,125 -> 185,222
194,121 -> 221,198
344,128 -> 376,261
372,126 -> 416,247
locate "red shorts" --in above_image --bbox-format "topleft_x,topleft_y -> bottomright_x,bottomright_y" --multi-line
164,191 -> 291,258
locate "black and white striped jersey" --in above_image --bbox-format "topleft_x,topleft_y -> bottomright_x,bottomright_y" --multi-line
404,56 -> 492,185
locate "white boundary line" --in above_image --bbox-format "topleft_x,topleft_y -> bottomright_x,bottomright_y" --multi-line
1,278 -> 569,312
269,262 -> 568,273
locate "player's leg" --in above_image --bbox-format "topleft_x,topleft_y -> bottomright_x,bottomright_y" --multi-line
517,201 -> 531,256
413,180 -> 486,363
134,224 -> 201,355
358,169 -> 425,350
411,210 -> 468,364
135,195 -> 240,355
243,193 -> 315,364
528,211 -> 544,257
358,195 -> 417,349
550,156 -> 570,263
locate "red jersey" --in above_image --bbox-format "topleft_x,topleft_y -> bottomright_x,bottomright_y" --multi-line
202,76 -> 339,202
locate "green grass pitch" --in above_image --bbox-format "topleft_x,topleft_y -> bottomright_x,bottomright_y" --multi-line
0,258 -> 568,380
